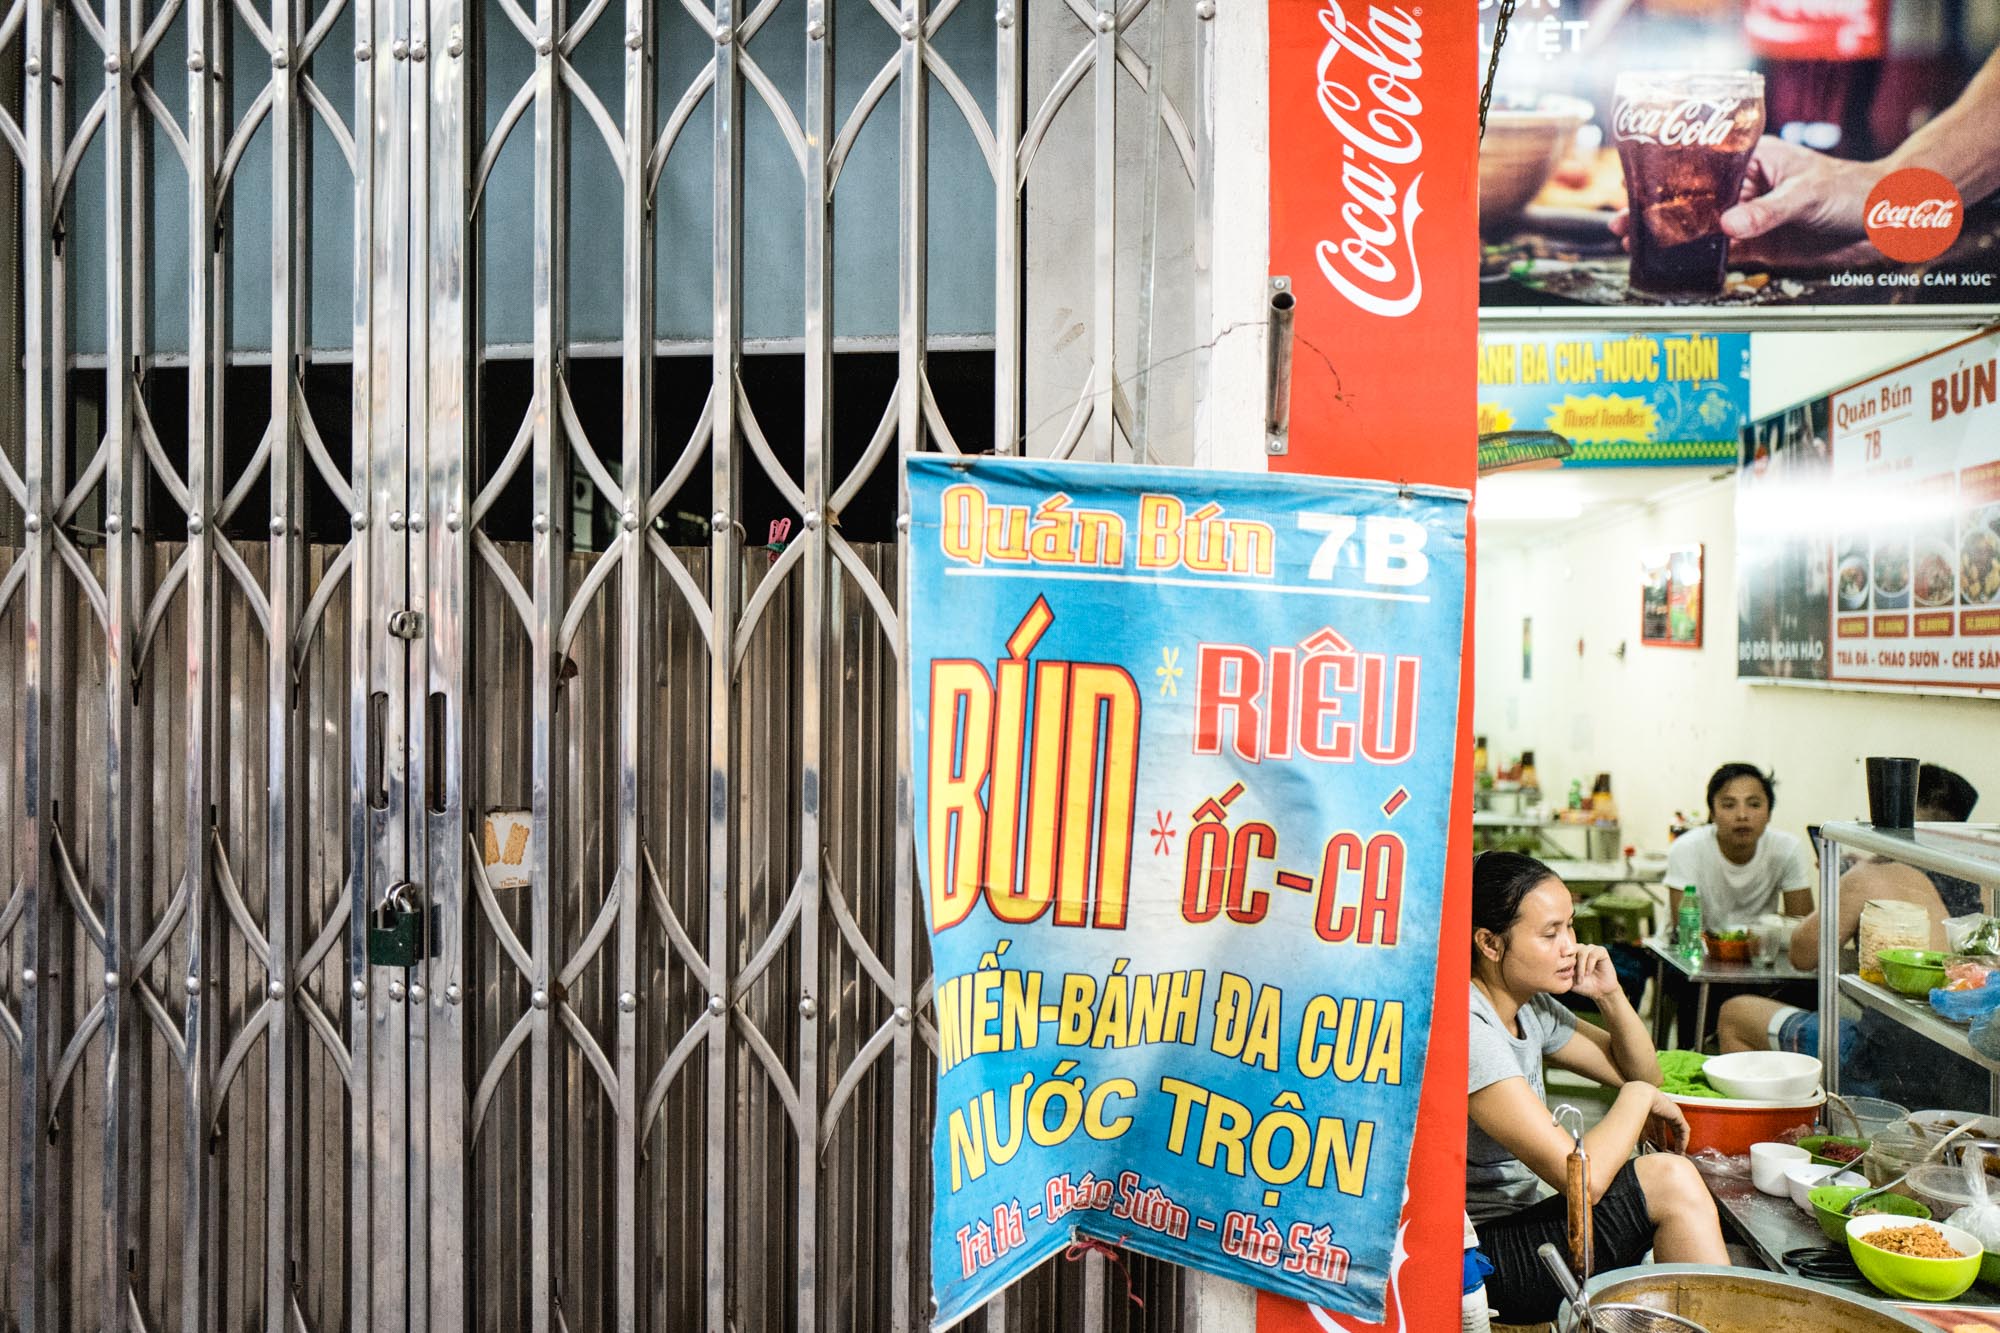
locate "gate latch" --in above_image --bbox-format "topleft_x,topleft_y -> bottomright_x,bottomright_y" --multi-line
387,609 -> 426,640
368,881 -> 436,967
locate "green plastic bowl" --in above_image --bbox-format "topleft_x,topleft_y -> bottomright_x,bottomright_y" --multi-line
1798,1133 -> 1871,1168
1810,1184 -> 1929,1242
1879,947 -> 1950,996
1846,1213 -> 1980,1301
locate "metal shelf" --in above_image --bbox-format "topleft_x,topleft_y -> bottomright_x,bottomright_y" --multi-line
1817,824 -> 2000,1187
1818,821 -> 2000,886
1471,811 -> 1548,828
1837,974 -> 2000,1076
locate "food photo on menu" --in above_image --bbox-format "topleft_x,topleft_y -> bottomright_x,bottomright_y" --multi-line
1967,504 -> 2000,604
1478,0 -> 2000,313
1876,536 -> 1912,611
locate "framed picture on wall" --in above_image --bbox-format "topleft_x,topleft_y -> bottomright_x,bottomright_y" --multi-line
1642,546 -> 1704,649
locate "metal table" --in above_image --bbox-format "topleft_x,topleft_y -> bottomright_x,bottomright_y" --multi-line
1645,936 -> 1817,1049
1702,1163 -> 1833,1273
1701,1162 -> 2000,1309
1545,857 -> 1664,893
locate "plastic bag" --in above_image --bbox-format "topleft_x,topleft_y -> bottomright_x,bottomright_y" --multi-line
1947,913 -> 2000,957
1689,1147 -> 1749,1181
1971,1004 -> 2000,1061
1951,1148 -> 2000,1253
1932,972 -> 2000,1024
1946,958 -> 2000,990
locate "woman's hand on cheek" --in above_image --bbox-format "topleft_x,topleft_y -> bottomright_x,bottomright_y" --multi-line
1568,944 -> 1621,1000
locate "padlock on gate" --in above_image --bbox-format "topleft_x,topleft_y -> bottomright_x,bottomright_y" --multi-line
368,881 -> 430,968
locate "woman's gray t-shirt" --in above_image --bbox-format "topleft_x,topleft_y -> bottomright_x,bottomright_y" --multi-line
1467,986 -> 1576,1223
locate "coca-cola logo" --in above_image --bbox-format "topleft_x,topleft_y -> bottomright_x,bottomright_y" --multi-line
1760,0 -> 1870,19
1311,2 -> 1424,319
1745,0 -> 1883,60
1864,167 -> 1964,264
1867,199 -> 1956,228
1612,99 -> 1743,149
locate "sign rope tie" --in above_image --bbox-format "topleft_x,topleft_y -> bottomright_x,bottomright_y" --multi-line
1062,1234 -> 1146,1310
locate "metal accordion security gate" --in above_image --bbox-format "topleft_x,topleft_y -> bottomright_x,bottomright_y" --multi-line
0,0 -> 1213,1325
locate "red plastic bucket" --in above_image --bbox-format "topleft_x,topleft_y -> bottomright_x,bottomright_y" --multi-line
1670,1090 -> 1824,1156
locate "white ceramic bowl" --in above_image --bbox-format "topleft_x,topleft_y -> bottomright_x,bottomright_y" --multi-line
1478,93 -> 1593,232
1704,1050 -> 1823,1102
1786,1160 -> 1866,1211
1908,1109 -> 2000,1142
1752,1141 -> 1812,1195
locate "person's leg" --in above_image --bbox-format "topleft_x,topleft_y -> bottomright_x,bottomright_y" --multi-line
1476,1158 -> 1722,1321
1717,996 -> 1793,1053
1775,1008 -> 1869,1068
1471,1195 -> 1572,1325
1658,971 -> 1702,1049
1631,1153 -> 1728,1264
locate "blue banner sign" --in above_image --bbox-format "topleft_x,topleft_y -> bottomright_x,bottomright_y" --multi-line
1478,332 -> 1751,466
906,457 -> 1468,1324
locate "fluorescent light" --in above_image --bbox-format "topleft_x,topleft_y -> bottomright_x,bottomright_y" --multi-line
1475,478 -> 1586,522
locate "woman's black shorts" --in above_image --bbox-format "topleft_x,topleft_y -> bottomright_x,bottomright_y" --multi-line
1473,1158 -> 1654,1325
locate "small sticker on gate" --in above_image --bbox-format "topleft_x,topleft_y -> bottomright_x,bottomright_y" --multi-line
483,808 -> 533,889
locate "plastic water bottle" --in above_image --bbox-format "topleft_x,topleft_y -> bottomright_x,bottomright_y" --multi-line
1460,1286 -> 1493,1333
1678,887 -> 1704,960
1461,1246 -> 1494,1333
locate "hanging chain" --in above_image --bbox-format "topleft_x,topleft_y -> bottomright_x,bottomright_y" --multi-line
1478,0 -> 1518,142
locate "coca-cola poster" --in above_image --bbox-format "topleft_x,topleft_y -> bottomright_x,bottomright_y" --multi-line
1737,326 -> 2000,695
1478,0 -> 2000,321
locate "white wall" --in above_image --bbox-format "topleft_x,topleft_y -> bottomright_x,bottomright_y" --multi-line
1746,328 -> 1977,416
1473,328 -> 2000,863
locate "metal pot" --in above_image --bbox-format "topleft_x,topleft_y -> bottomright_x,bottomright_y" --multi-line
1561,1264 -> 1935,1332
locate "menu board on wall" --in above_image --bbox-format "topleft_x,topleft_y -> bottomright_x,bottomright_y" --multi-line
1478,332 -> 1750,466
1737,327 -> 2000,694
1477,0 -> 2000,323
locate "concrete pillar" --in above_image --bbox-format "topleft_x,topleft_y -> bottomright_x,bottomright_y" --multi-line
1199,0 -> 1270,474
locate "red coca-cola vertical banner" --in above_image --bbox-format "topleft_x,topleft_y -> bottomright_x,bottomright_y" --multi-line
1262,2 -> 1477,1330
1268,0 -> 1477,490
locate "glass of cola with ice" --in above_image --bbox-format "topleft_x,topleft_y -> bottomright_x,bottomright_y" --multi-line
1612,71 -> 1765,294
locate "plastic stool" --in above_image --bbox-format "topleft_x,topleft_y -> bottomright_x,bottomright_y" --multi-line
1591,893 -> 1654,944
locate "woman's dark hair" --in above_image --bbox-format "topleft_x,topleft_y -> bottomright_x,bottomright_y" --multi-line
1706,762 -> 1776,815
1473,851 -> 1561,945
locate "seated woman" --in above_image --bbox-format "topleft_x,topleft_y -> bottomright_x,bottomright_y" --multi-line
1664,763 -> 1815,927
1716,764 -> 1986,1109
1470,852 -> 1727,1324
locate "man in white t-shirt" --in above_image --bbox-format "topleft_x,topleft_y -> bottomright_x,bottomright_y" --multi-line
1663,762 -> 1816,927
1657,764 -> 1815,1050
